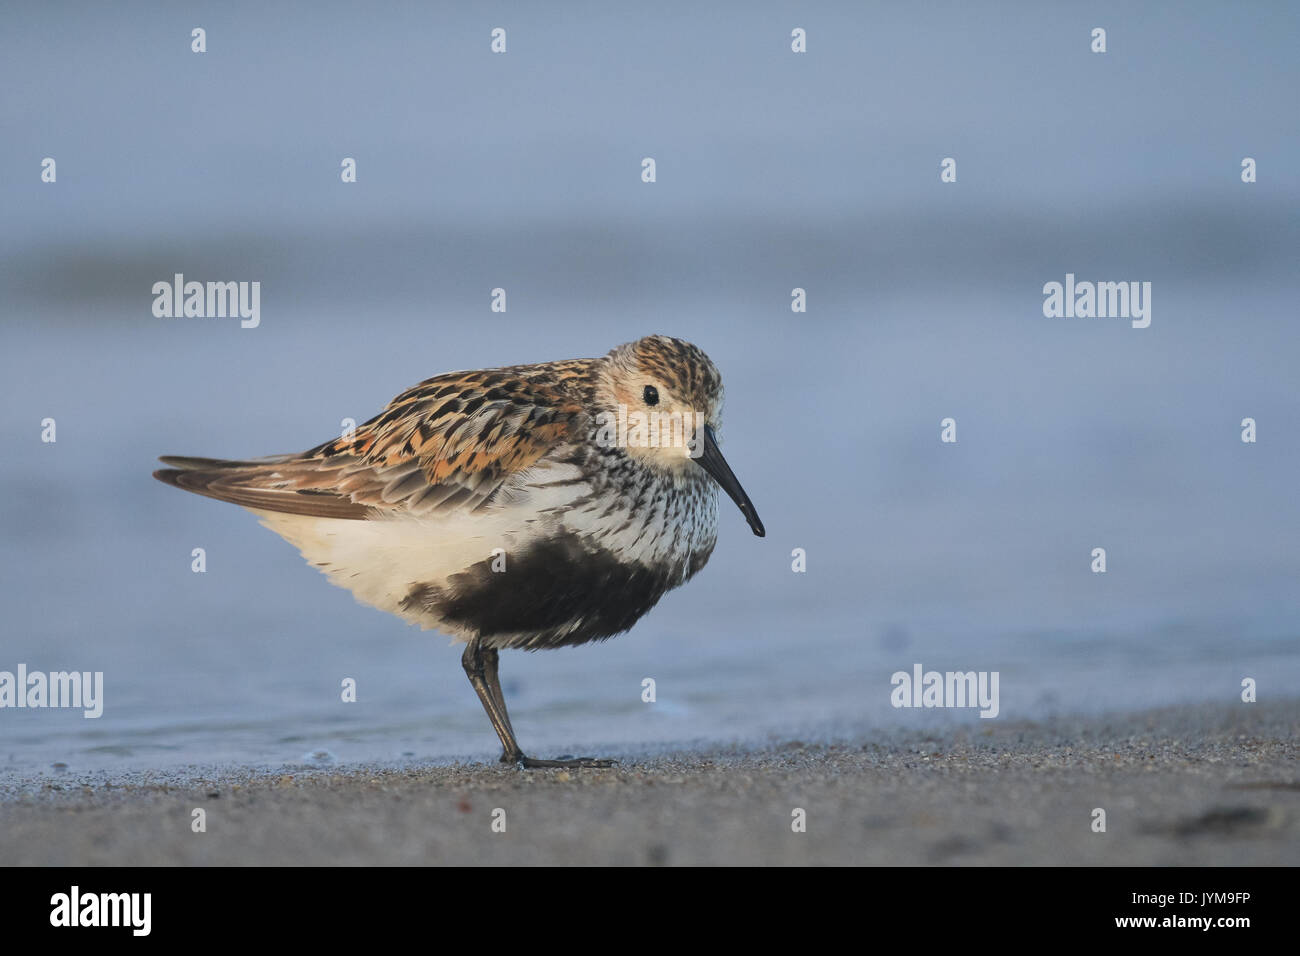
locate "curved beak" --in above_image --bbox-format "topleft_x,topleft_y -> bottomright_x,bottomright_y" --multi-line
692,424 -> 765,537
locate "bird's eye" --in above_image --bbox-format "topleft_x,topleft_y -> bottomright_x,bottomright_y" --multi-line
643,385 -> 660,406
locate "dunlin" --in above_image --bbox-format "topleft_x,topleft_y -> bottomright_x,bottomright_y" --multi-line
155,335 -> 764,768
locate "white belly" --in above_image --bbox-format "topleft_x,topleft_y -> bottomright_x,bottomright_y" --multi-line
245,460 -> 717,643
249,506 -> 529,638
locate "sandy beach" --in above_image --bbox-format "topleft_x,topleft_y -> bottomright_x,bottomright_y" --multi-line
2,700 -> 1295,866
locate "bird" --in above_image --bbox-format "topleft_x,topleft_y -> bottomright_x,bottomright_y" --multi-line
154,335 -> 765,768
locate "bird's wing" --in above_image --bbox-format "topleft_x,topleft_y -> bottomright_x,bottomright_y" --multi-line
154,368 -> 589,519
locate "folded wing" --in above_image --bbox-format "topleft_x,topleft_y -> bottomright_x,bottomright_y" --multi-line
154,369 -> 587,519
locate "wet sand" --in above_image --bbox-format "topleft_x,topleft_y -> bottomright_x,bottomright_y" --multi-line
2,701 -> 1296,865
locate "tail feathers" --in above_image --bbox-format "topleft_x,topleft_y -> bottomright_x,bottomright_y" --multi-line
157,453 -> 296,470
154,455 -> 370,519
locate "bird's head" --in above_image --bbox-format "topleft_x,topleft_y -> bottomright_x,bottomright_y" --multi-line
596,335 -> 764,537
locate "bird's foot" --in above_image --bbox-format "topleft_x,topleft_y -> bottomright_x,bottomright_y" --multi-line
505,752 -> 618,770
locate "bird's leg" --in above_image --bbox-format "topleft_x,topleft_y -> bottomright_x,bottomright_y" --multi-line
461,636 -> 618,770
462,636 -> 523,762
482,648 -> 527,765
481,648 -> 516,748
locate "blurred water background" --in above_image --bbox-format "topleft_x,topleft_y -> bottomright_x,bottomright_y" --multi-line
2,2 -> 1297,777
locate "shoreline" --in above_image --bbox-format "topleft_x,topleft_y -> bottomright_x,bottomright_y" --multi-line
2,700 -> 1296,865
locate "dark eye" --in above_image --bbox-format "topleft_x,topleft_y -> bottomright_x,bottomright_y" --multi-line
643,385 -> 659,406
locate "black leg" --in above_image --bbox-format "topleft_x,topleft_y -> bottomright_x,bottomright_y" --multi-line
481,648 -> 518,760
462,636 -> 523,762
461,636 -> 617,770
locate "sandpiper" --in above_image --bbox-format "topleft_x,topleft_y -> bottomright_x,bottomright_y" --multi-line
155,335 -> 764,768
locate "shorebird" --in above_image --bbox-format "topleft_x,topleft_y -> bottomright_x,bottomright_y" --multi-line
155,335 -> 764,768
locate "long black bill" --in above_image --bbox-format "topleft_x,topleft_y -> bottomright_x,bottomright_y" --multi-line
693,424 -> 765,537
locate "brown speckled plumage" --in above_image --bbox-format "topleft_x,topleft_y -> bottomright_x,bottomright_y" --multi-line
154,335 -> 764,767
